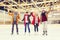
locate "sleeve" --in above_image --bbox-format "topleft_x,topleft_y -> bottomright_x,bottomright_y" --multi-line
17,14 -> 20,19
45,12 -> 48,18
38,17 -> 40,22
22,15 -> 25,21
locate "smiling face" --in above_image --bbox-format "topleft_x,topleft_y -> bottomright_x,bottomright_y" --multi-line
42,10 -> 45,13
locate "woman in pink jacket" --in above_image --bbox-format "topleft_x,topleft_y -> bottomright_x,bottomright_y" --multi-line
31,12 -> 40,32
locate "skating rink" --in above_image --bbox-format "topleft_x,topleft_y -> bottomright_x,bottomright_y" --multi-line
0,24 -> 60,40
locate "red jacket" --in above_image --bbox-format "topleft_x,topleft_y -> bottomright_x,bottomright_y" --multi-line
22,13 -> 31,26
31,14 -> 40,26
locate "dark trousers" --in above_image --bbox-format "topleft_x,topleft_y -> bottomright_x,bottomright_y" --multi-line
34,23 -> 38,32
12,21 -> 18,34
25,23 -> 30,33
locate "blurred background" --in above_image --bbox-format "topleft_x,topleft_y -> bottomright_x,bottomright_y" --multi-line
0,0 -> 60,24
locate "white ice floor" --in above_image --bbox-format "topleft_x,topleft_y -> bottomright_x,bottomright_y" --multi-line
0,24 -> 60,40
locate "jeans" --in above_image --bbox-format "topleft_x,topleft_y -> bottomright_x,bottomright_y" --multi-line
25,23 -> 30,33
34,23 -> 38,32
12,21 -> 18,34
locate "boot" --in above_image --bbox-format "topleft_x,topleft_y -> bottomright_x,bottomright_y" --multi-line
42,31 -> 45,35
45,31 -> 48,36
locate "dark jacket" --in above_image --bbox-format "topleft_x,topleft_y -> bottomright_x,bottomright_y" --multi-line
22,13 -> 31,26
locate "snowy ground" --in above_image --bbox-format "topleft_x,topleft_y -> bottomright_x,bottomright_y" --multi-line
0,24 -> 60,40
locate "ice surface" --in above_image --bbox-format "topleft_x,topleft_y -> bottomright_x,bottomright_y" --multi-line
0,24 -> 60,40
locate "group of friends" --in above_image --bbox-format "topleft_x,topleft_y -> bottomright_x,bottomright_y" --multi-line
9,8 -> 51,35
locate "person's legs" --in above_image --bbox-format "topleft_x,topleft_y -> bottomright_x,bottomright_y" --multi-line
11,23 -> 14,35
36,24 -> 38,32
42,21 -> 47,35
44,21 -> 47,35
27,23 -> 30,33
34,25 -> 36,32
16,23 -> 19,34
25,23 -> 27,33
42,22 -> 45,35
